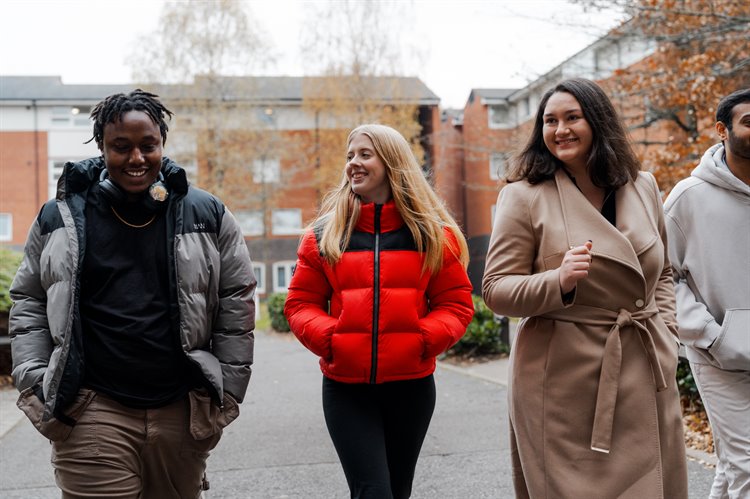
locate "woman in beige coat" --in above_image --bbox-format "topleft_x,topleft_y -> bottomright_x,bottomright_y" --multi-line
482,78 -> 687,499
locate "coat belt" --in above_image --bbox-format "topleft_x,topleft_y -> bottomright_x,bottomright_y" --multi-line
541,303 -> 667,454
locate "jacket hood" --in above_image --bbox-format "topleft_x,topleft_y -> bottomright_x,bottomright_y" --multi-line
60,156 -> 188,198
692,143 -> 750,197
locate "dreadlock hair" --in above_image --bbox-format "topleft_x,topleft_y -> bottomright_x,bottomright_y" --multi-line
87,89 -> 173,148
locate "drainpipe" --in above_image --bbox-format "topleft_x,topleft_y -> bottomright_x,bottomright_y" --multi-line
32,99 -> 40,207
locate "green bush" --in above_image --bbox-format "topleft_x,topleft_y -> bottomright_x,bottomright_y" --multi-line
449,295 -> 510,357
267,292 -> 291,332
676,356 -> 703,410
0,247 -> 24,313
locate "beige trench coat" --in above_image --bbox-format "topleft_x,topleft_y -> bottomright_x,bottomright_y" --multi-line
482,169 -> 687,499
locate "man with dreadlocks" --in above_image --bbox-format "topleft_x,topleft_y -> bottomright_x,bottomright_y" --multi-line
9,89 -> 256,498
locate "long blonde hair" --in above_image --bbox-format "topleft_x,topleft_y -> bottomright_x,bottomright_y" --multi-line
313,124 -> 469,273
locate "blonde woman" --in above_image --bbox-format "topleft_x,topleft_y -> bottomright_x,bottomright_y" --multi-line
284,124 -> 474,499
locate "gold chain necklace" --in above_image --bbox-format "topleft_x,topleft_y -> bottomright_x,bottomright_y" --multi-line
111,206 -> 156,229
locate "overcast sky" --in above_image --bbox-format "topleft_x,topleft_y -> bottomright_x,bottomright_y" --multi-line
0,0 -> 624,109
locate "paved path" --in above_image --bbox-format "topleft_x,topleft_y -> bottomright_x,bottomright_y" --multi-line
0,330 -> 714,498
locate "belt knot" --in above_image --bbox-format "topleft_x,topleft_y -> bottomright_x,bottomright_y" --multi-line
591,306 -> 668,454
615,308 -> 633,328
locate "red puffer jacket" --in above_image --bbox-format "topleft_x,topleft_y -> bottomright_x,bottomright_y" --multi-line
284,201 -> 474,384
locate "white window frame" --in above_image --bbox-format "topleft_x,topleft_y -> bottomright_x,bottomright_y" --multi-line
489,153 -> 507,181
252,262 -> 266,294
594,42 -> 620,79
48,160 -> 67,199
271,208 -> 304,236
50,106 -> 91,127
488,103 -> 513,129
0,213 -> 12,242
272,260 -> 296,293
235,209 -> 264,237
519,97 -> 531,119
252,157 -> 280,184
166,130 -> 199,184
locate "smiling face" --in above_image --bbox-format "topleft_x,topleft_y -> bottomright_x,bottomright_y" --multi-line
100,110 -> 163,198
346,132 -> 391,204
542,91 -> 593,173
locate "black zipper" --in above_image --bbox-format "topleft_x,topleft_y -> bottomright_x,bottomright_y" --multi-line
370,204 -> 382,384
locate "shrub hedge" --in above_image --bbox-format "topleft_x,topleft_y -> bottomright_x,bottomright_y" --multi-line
449,295 -> 510,357
676,356 -> 703,410
0,247 -> 24,314
267,292 -> 291,333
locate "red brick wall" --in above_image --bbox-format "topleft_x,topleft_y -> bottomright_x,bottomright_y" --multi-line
432,114 -> 465,229
274,129 -> 324,229
195,128 -> 324,239
0,131 -> 48,246
461,96 -> 518,239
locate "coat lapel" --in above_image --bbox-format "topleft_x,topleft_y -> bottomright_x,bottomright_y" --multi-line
615,173 -> 659,256
554,168 -> 653,278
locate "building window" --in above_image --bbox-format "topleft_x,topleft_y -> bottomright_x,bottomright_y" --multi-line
72,108 -> 92,127
488,104 -> 512,128
167,131 -> 199,184
529,93 -> 540,116
253,262 -> 266,294
51,107 -> 71,125
0,213 -> 11,241
594,42 -> 619,78
50,106 -> 91,127
49,160 -> 67,199
235,210 -> 264,236
272,209 -> 303,235
489,153 -> 507,181
272,261 -> 296,292
252,157 -> 280,184
520,97 -> 530,119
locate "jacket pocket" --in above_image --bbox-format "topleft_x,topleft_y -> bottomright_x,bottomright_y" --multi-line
420,319 -> 454,360
188,389 -> 240,440
708,309 -> 750,371
16,387 -> 96,442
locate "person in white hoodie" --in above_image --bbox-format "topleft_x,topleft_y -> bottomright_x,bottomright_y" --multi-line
664,87 -> 750,499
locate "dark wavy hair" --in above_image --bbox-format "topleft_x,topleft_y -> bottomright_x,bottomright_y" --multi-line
87,89 -> 173,148
716,88 -> 750,131
507,78 -> 639,187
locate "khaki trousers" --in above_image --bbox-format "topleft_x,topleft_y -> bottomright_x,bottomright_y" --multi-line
51,390 -> 221,499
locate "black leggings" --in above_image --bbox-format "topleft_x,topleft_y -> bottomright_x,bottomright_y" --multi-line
322,375 -> 436,499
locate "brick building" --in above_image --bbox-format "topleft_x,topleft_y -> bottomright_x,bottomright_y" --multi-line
0,75 -> 439,298
434,34 -> 658,291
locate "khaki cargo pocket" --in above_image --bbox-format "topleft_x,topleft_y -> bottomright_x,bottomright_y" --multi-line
16,387 -> 96,442
188,389 -> 240,440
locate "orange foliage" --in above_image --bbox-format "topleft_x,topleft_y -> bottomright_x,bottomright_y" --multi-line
601,0 -> 749,193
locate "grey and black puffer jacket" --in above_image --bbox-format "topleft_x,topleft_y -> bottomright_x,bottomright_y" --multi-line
9,156 -> 256,423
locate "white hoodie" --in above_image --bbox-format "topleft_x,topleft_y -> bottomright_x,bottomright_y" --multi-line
664,143 -> 750,370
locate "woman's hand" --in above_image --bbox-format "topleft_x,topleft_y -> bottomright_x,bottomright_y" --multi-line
559,240 -> 593,294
